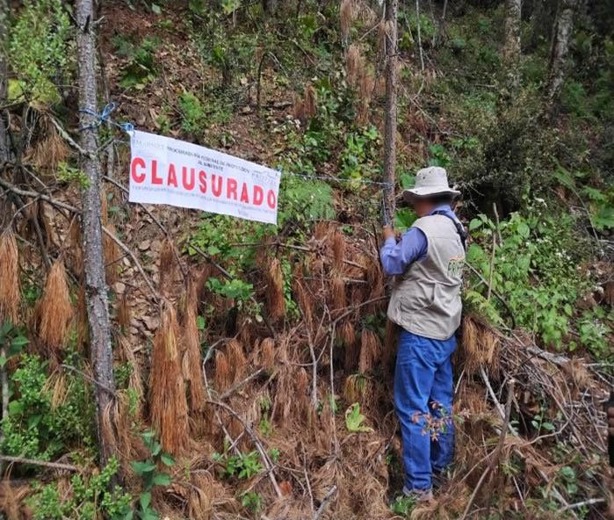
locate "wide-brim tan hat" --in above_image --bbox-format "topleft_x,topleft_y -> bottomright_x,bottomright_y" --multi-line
402,166 -> 461,201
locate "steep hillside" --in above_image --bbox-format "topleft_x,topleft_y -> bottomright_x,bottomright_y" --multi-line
1,0 -> 613,519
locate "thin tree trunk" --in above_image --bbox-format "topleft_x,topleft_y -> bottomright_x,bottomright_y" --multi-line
547,0 -> 578,102
76,0 -> 117,469
383,0 -> 398,225
503,0 -> 522,64
0,0 -> 10,162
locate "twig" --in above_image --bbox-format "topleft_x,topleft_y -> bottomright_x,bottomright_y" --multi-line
465,261 -> 516,329
557,498 -> 605,513
102,226 -> 158,299
219,369 -> 264,400
0,455 -> 78,472
460,379 -> 516,519
102,175 -> 187,279
61,364 -> 117,397
415,0 -> 425,72
314,485 -> 338,520
207,399 -> 283,498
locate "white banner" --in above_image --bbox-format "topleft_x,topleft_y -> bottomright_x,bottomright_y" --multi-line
129,130 -> 281,224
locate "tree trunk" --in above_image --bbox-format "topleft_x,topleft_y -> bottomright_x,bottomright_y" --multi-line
503,0 -> 522,65
76,0 -> 117,469
0,0 -> 10,162
382,0 -> 398,226
262,0 -> 277,15
547,0 -> 578,102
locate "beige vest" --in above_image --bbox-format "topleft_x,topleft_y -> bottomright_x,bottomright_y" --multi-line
387,215 -> 465,340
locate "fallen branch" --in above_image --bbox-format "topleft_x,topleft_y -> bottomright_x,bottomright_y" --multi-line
0,177 -> 158,299
314,485 -> 338,520
61,364 -> 117,397
557,498 -> 606,513
102,226 -> 158,299
207,399 -> 283,498
460,379 -> 515,519
0,455 -> 77,472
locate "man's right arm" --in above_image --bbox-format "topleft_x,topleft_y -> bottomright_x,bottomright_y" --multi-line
379,227 -> 428,276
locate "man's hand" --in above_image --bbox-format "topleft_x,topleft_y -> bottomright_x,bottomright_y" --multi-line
383,225 -> 395,241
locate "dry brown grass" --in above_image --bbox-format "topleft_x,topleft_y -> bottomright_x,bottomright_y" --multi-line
67,218 -> 83,279
346,43 -> 363,87
182,303 -> 206,415
226,339 -> 246,384
332,230 -> 346,271
214,350 -> 231,392
458,315 -> 500,376
117,293 -> 131,334
158,238 -> 176,297
27,112 -> 69,171
330,275 -> 346,311
36,261 -> 73,357
258,337 -> 276,371
266,257 -> 285,322
358,329 -> 382,373
0,231 -> 20,324
340,0 -> 355,42
0,480 -> 32,520
293,84 -> 317,123
337,320 -> 356,348
149,302 -> 189,455
117,334 -> 144,406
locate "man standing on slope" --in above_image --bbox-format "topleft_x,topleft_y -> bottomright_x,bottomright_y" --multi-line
380,166 -> 466,502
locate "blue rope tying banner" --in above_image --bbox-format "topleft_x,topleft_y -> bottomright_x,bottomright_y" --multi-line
79,102 -> 135,133
82,101 -> 394,223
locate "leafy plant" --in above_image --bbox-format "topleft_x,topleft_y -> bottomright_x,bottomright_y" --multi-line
8,0 -> 73,103
0,321 -> 29,369
130,431 -> 174,520
344,403 -> 373,433
240,491 -> 263,513
27,457 -> 132,520
212,448 -> 263,480
57,162 -> 91,189
2,355 -> 96,460
465,205 -> 592,349
113,36 -> 160,90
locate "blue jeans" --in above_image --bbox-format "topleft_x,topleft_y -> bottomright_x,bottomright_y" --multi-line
394,329 -> 456,491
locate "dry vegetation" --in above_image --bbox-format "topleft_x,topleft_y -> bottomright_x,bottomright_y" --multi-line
0,1 -> 613,519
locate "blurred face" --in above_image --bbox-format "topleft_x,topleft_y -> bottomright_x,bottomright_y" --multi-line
411,197 -> 435,217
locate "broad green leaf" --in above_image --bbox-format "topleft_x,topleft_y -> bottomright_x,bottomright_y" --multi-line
344,403 -> 373,433
160,453 -> 174,467
131,461 -> 156,474
152,473 -> 172,486
139,491 -> 152,510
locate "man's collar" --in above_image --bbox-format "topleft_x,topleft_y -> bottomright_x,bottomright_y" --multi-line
428,204 -> 453,216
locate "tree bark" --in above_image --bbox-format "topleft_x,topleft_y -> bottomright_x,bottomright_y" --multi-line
76,0 -> 117,469
503,0 -> 522,65
0,0 -> 10,162
382,0 -> 398,226
547,0 -> 578,102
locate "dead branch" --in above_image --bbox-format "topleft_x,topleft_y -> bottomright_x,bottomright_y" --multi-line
207,399 -> 283,498
460,379 -> 515,519
0,455 -> 77,472
313,485 -> 338,520
61,364 -> 117,397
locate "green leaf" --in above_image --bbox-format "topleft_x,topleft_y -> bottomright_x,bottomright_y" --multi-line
131,461 -> 156,475
196,315 -> 206,330
344,403 -> 373,433
160,453 -> 174,467
10,336 -> 29,349
151,3 -> 162,14
469,218 -> 483,231
152,473 -> 172,486
139,491 -> 152,511
0,355 -> 6,367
